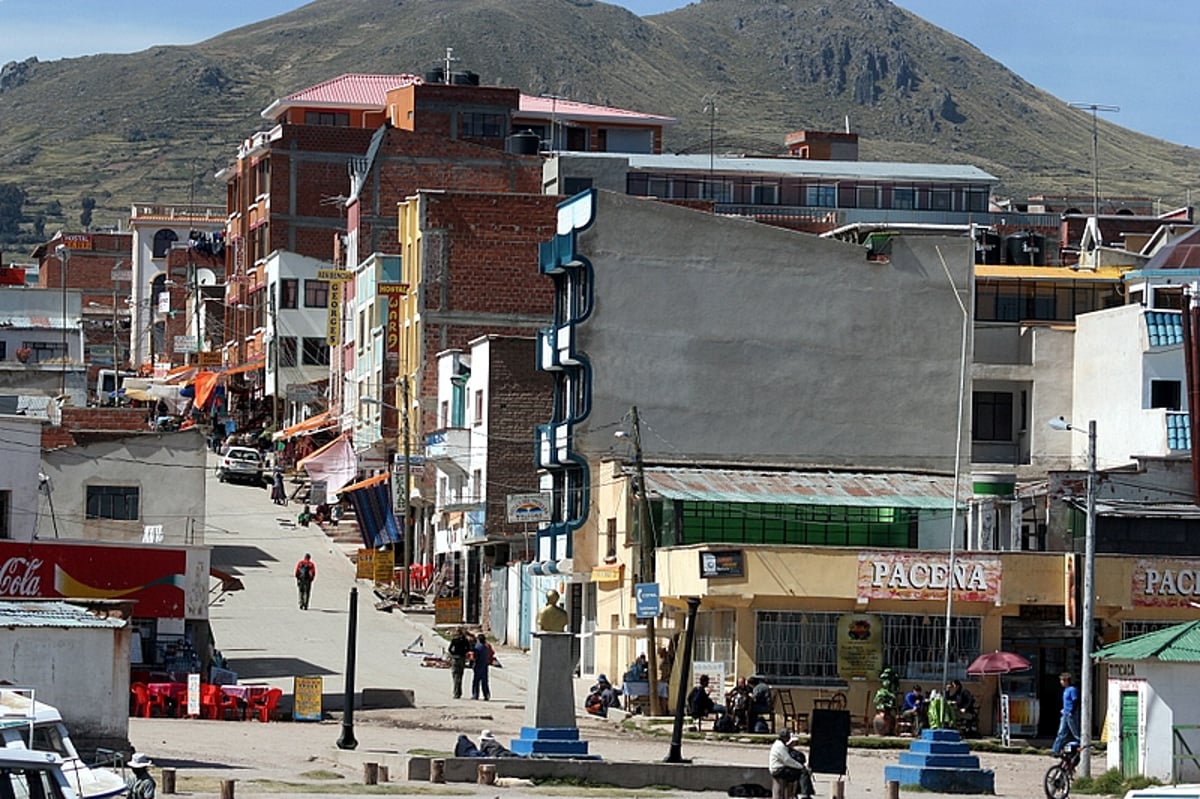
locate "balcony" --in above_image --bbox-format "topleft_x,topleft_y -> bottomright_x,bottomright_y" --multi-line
425,427 -> 471,475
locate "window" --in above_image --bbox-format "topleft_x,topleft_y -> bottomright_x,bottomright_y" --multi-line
451,380 -> 467,427
856,185 -> 879,209
930,189 -> 952,211
693,609 -> 736,676
605,517 -> 617,558
755,611 -> 981,687
440,400 -> 449,429
301,338 -> 329,366
751,183 -> 779,205
23,342 -> 64,364
278,336 -> 297,367
303,280 -> 329,308
304,111 -> 350,126
472,469 -> 482,502
805,185 -> 836,207
460,112 -> 505,138
474,389 -> 484,424
280,279 -> 298,310
972,391 -> 1013,442
892,187 -> 915,210
86,486 -> 139,520
1150,380 -> 1182,410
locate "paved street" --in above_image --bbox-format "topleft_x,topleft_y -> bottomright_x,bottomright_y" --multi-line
125,454 -> 1084,798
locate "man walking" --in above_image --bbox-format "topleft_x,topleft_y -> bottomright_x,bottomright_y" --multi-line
1051,672 -> 1080,756
294,553 -> 316,610
448,627 -> 471,699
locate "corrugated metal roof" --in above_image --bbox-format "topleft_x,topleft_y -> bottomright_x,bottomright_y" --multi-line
1145,310 -> 1183,347
0,601 -> 125,629
566,152 -> 997,183
1140,226 -> 1200,271
642,467 -> 958,509
0,316 -> 73,330
1094,620 -> 1200,662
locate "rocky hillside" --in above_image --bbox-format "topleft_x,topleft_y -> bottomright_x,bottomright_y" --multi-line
0,0 -> 1195,256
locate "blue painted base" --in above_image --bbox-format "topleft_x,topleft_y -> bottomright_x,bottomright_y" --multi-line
884,729 -> 994,794
510,726 -> 596,758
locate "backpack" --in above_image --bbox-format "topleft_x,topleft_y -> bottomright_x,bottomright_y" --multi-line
298,561 -> 314,582
714,714 -> 736,733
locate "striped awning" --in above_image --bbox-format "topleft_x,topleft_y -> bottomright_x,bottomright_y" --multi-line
343,476 -> 400,548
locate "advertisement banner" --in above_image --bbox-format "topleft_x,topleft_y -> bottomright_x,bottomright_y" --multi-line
1132,557 -> 1200,607
326,280 -> 343,347
857,551 -> 1001,604
0,540 -> 206,619
836,613 -> 884,680
293,676 -> 323,722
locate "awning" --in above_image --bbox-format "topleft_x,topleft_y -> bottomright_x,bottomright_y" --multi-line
343,476 -> 400,548
298,435 -> 357,495
222,359 -> 265,376
273,410 -> 335,441
164,365 -> 197,383
124,388 -> 154,402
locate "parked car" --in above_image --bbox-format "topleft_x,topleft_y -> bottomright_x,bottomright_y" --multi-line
218,446 -> 264,485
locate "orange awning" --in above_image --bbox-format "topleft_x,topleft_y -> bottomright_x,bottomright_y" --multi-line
222,359 -> 265,376
339,471 -> 390,494
165,365 -> 197,382
275,410 -> 334,441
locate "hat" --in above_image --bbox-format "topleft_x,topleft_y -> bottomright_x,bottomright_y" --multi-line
129,753 -> 153,769
597,674 -> 608,683
480,730 -> 495,741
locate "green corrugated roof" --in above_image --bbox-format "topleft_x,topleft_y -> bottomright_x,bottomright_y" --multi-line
1093,620 -> 1200,662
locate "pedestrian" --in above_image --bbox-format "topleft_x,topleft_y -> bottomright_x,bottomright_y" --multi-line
294,553 -> 316,610
471,633 -> 492,700
271,466 -> 286,505
297,504 -> 312,527
126,753 -> 156,799
768,730 -> 814,799
1051,672 -> 1080,756
448,627 -> 471,699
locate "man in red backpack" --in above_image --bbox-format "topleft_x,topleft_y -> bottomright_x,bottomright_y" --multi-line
294,553 -> 316,610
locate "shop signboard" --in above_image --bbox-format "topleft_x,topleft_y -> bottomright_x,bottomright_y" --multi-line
1131,557 -> 1200,607
506,492 -> 552,523
0,540 -> 207,619
835,612 -> 883,680
293,676 -> 323,721
435,596 -> 463,624
699,550 -> 744,579
856,551 -> 1002,604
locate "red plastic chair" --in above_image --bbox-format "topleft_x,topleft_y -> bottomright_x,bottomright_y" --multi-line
216,688 -> 242,721
250,687 -> 283,722
198,683 -> 222,719
130,683 -> 152,718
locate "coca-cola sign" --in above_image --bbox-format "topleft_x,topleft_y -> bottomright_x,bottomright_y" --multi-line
0,541 -> 202,618
0,556 -> 42,596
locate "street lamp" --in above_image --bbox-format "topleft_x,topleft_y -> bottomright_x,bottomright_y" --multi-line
1049,415 -> 1097,777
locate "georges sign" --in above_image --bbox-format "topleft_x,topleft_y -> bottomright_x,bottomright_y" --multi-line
0,541 -> 208,619
857,551 -> 1002,604
1132,558 -> 1200,607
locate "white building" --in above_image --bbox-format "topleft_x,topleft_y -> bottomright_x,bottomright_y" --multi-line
0,286 -> 86,404
264,250 -> 334,426
0,415 -> 45,540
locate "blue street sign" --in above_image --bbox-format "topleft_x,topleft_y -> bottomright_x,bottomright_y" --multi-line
635,582 -> 661,619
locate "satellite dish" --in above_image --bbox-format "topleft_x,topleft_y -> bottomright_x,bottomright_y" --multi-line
196,269 -> 217,286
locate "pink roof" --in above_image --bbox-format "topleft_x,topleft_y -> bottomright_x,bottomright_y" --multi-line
265,73 -> 676,126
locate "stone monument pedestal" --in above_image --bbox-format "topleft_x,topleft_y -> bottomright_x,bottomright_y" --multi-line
510,632 -> 595,758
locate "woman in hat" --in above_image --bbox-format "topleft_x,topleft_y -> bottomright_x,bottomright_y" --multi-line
126,753 -> 156,799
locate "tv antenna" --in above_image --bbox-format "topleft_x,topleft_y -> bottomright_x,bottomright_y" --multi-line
1069,102 -> 1120,217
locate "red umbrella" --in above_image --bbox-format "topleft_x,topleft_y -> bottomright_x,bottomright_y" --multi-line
966,651 -> 1031,675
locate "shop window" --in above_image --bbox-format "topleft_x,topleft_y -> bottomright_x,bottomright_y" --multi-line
880,612 -> 981,683
694,609 -> 736,676
86,485 -> 139,520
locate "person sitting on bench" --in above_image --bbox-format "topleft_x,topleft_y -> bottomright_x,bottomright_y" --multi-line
769,730 -> 814,799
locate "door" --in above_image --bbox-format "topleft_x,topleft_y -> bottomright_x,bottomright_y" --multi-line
1119,691 -> 1139,779
489,567 -> 507,644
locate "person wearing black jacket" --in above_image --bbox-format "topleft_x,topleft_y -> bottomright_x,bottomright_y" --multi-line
448,628 -> 471,699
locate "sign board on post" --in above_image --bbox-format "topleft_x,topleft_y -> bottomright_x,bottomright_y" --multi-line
310,480 -> 327,507
198,352 -> 222,367
186,673 -> 201,718
173,336 -> 198,353
635,582 -> 661,619
506,493 -> 552,523
293,676 -> 323,721
326,280 -> 343,346
376,282 -> 409,296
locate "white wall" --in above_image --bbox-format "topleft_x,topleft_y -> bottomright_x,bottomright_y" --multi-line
1106,661 -> 1200,782
5,622 -> 131,746
265,250 -> 331,406
0,415 -> 46,541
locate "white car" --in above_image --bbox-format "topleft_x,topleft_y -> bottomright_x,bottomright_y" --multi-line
218,446 -> 264,485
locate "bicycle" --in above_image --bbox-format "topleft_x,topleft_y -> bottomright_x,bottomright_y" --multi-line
1044,741 -> 1086,799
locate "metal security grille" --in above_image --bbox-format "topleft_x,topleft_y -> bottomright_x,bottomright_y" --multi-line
694,609 -> 736,675
1123,619 -> 1178,638
755,611 -> 982,687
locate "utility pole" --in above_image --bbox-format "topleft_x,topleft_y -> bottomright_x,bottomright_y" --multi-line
631,406 -> 661,716
55,245 -> 69,397
1069,102 -> 1119,217
401,374 -> 412,602
269,291 -> 279,432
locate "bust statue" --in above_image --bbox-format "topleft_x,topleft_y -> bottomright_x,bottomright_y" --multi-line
537,589 -> 569,632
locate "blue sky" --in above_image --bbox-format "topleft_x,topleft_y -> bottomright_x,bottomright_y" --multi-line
1,0 -> 1195,148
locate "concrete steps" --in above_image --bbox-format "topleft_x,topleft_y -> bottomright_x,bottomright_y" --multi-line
882,729 -> 994,794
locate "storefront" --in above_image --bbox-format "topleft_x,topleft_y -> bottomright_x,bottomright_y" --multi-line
0,539 -> 213,678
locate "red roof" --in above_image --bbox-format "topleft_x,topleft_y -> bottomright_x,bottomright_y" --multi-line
265,73 -> 676,125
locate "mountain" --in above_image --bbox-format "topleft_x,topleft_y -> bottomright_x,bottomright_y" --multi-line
1,0 -> 1197,257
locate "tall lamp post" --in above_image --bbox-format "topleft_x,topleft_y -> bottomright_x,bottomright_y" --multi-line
1049,416 -> 1097,777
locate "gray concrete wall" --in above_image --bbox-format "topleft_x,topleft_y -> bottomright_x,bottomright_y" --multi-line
569,191 -> 973,472
408,755 -> 772,791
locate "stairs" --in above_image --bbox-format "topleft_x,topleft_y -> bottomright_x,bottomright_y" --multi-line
882,729 -> 995,794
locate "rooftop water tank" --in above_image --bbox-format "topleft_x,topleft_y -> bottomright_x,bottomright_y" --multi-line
506,130 -> 541,156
